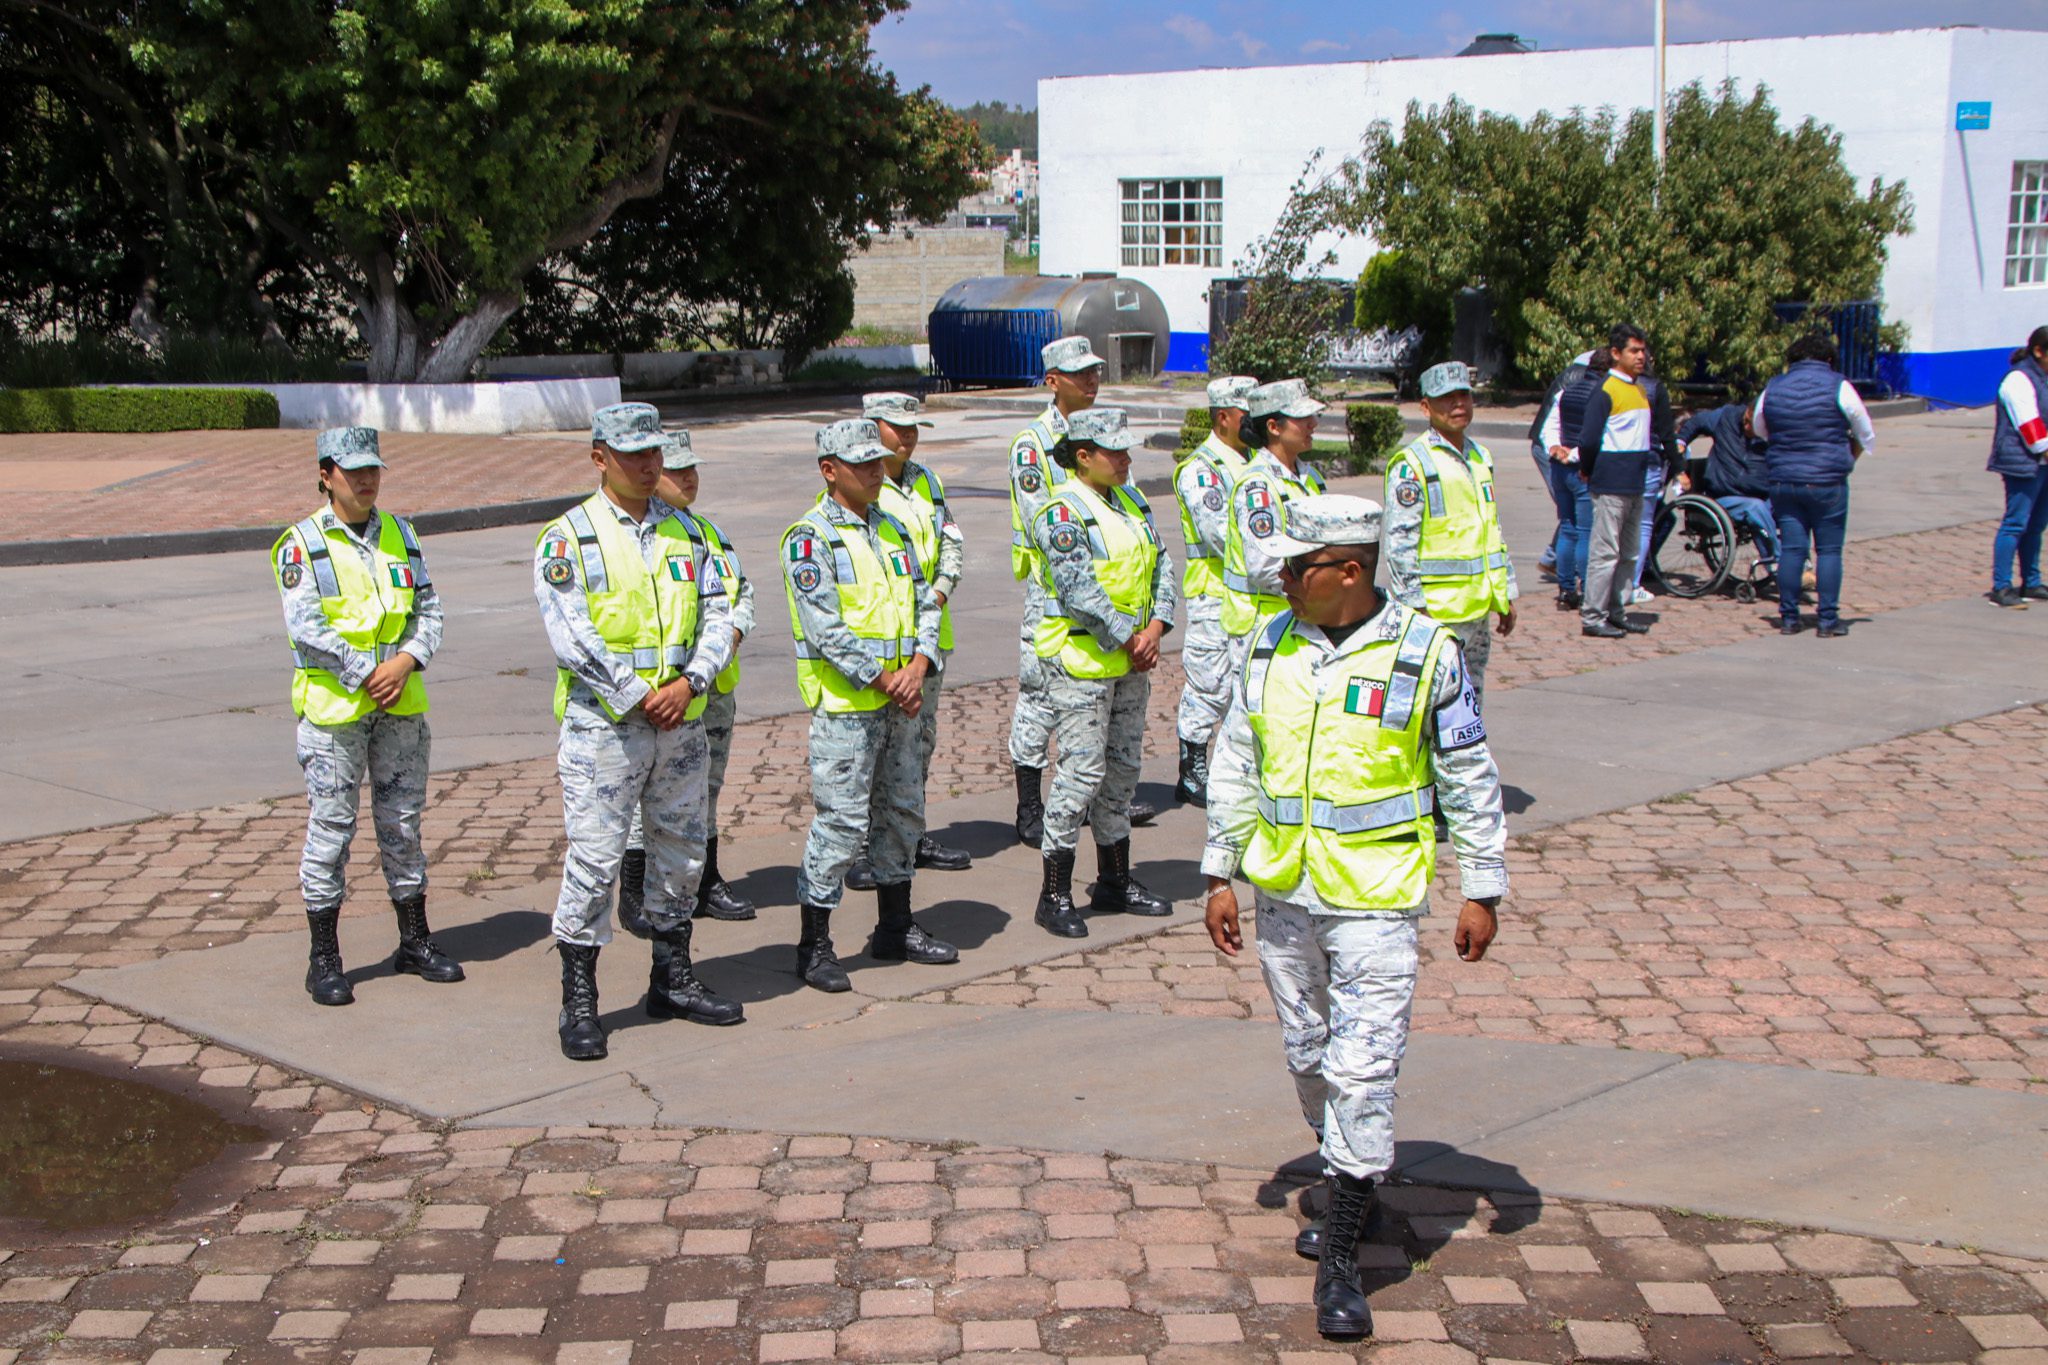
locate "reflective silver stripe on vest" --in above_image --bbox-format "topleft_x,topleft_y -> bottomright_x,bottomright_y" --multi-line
1378,614 -> 1438,731
394,516 -> 427,583
562,504 -> 608,593
1418,555 -> 1490,576
1255,793 -> 1308,827
1222,569 -> 1252,593
294,518 -> 342,598
1487,550 -> 1510,570
794,638 -> 911,667
608,644 -> 692,672
1313,787 -> 1434,834
291,640 -> 401,669
1242,610 -> 1294,700
1417,451 -> 1448,517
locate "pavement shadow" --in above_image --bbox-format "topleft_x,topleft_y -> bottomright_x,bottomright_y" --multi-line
1393,1140 -> 1544,1236
1500,783 -> 1535,816
926,818 -> 1021,861
343,907 -> 550,987
1128,853 -> 1206,905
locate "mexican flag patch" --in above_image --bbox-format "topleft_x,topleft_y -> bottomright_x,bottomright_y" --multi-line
787,537 -> 817,562
1481,483 -> 1495,503
543,536 -> 568,560
1194,467 -> 1220,488
666,556 -> 695,582
1344,677 -> 1387,718
388,564 -> 414,588
887,550 -> 912,576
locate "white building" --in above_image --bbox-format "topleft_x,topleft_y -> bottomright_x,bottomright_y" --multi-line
1037,25 -> 2048,404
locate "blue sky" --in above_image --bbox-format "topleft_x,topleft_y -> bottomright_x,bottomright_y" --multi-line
871,0 -> 2048,107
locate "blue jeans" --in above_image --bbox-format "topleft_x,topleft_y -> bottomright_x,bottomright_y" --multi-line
1569,472 -> 1596,594
1632,464 -> 1665,589
1772,481 -> 1849,626
1716,495 -> 1778,560
1532,441 -> 1581,589
1993,464 -> 2048,591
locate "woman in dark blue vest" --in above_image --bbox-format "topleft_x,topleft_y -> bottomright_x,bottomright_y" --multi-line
1752,332 -> 1877,637
1987,326 -> 2048,609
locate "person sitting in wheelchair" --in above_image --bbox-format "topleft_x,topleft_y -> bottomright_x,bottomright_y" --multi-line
1674,400 -> 1778,567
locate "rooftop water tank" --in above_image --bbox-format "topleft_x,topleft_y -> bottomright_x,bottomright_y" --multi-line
928,275 -> 1171,388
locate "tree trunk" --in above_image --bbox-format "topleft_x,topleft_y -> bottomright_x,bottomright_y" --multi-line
128,272 -> 169,355
415,289 -> 522,384
361,251 -> 421,382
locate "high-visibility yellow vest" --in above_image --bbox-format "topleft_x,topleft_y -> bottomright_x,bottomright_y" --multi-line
782,504 -> 920,714
1239,608 -> 1452,910
1007,407 -> 1069,581
1033,480 -> 1160,680
1222,457 -> 1325,636
1174,433 -> 1249,604
678,508 -> 743,694
540,494 -> 709,724
1392,435 -> 1513,623
275,510 -> 429,726
879,462 -> 954,651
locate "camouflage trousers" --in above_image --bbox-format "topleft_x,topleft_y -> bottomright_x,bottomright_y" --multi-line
799,704 -> 925,909
1040,665 -> 1149,854
553,701 -> 708,947
1253,898 -> 1420,1182
295,712 -> 429,913
1008,581 -> 1055,769
1442,616 -> 1493,711
1175,597 -> 1233,746
626,684 -> 737,850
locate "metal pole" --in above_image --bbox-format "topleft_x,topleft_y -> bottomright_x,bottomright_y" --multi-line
1653,0 -> 1667,172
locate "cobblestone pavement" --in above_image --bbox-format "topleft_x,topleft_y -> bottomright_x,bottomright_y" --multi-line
4,1004 -> 2046,1363
914,702 -> 2048,1096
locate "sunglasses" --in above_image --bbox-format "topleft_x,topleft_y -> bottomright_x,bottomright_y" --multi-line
1282,554 -> 1350,578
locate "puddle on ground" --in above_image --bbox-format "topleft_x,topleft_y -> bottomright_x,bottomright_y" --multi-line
0,1057 -> 267,1230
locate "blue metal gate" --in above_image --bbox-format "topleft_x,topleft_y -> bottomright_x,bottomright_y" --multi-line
1772,300 -> 1887,393
928,308 -> 1064,389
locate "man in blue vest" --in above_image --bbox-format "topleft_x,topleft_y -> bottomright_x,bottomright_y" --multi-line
1752,332 -> 1876,637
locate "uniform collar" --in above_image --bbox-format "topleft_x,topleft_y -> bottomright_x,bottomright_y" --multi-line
1197,431 -> 1249,465
1040,404 -> 1070,437
1422,427 -> 1480,461
1289,595 -> 1404,660
315,506 -> 381,543
1248,448 -> 1313,486
885,459 -> 928,492
815,494 -> 882,531
592,490 -> 675,527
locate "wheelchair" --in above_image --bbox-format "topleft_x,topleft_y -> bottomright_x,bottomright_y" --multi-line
1648,463 -> 1776,603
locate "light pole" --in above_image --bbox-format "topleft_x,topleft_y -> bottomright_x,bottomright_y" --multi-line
1652,0 -> 1667,173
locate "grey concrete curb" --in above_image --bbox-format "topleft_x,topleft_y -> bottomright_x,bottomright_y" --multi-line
0,495 -> 583,568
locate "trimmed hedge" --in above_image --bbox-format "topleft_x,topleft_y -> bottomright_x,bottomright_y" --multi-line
1175,407 -> 1213,456
1345,402 -> 1405,474
0,386 -> 281,434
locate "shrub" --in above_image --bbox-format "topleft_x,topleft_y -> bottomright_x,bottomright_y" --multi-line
0,335 -> 351,388
0,387 -> 282,434
1345,402 -> 1405,474
1175,407 -> 1213,456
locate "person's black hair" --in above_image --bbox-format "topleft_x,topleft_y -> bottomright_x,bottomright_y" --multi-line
1608,323 -> 1646,353
2012,325 -> 2048,366
318,456 -> 334,498
1050,436 -> 1091,471
1244,413 -> 1275,450
1587,349 -> 1614,373
1786,331 -> 1838,367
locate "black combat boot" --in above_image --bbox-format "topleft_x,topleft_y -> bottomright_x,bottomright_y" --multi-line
913,836 -> 972,871
697,837 -> 756,921
1088,837 -> 1172,917
795,904 -> 851,993
647,922 -> 744,1025
304,907 -> 354,1006
1295,1178 -> 1328,1259
868,883 -> 958,964
556,942 -> 607,1061
1034,848 -> 1087,938
1129,797 -> 1159,827
1314,1172 -> 1377,1339
1014,765 -> 1045,845
616,848 -> 653,938
390,895 -> 465,982
1175,738 -> 1210,807
844,857 -> 878,892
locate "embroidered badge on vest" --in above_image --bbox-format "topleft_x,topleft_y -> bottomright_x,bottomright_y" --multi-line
792,562 -> 823,593
388,565 -> 415,588
1344,677 -> 1387,718
666,557 -> 695,583
543,558 -> 573,587
887,550 -> 912,576
280,564 -> 303,589
788,537 -> 817,562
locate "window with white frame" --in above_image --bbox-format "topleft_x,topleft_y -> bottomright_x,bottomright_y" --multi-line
2008,160 -> 2048,287
1119,178 -> 1223,268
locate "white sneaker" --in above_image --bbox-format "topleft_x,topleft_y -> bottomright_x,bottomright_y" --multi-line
1627,586 -> 1654,605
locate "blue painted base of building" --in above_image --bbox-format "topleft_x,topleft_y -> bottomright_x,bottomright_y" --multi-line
1165,331 -> 1208,373
1880,347 -> 2013,408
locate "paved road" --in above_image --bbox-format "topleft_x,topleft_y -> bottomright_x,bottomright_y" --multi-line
0,406 -> 2003,841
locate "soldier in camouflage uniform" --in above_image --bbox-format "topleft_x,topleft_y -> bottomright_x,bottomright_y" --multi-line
845,391 -> 972,890
615,429 -> 758,934
1171,374 -> 1257,807
1223,379 -> 1329,676
1006,336 -> 1158,843
1201,494 -> 1507,1340
1027,409 -> 1178,938
274,426 -> 463,1007
536,403 -> 741,1061
784,419 -> 956,993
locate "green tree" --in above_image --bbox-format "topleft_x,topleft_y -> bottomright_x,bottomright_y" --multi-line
954,101 -> 1035,159
1323,83 -> 1911,387
1352,250 -> 1453,369
73,0 -> 984,382
1209,158 -> 1340,388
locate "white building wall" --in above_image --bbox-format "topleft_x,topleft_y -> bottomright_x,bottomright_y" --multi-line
1038,27 -> 2048,398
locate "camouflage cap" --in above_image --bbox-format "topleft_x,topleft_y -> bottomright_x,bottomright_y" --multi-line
1066,407 -> 1137,451
862,391 -> 936,428
1419,361 -> 1477,398
316,426 -> 384,470
815,418 -> 889,465
661,430 -> 698,471
1257,493 -> 1383,558
1041,335 -> 1107,374
591,401 -> 669,453
1247,378 -> 1326,420
1205,375 -> 1258,411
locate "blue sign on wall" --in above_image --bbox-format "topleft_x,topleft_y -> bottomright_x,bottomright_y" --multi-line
1956,101 -> 1991,131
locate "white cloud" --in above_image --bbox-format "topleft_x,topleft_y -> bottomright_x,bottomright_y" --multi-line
1164,13 -> 1219,47
1301,36 -> 1347,55
1232,29 -> 1271,58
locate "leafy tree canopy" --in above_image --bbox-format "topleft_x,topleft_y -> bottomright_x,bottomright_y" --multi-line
1321,82 -> 1913,388
954,101 -> 1035,160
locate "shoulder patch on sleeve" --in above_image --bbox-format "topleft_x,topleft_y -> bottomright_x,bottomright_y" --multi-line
279,563 -> 303,589
1395,479 -> 1422,508
1202,486 -> 1225,511
542,556 -> 574,587
792,560 -> 824,593
1047,522 -> 1082,554
1436,661 -> 1486,751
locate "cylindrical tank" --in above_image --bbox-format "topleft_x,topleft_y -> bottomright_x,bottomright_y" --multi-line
928,275 -> 1172,388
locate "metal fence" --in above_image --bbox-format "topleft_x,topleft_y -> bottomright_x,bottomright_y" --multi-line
927,307 -> 1064,389
1769,300 -> 1887,394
